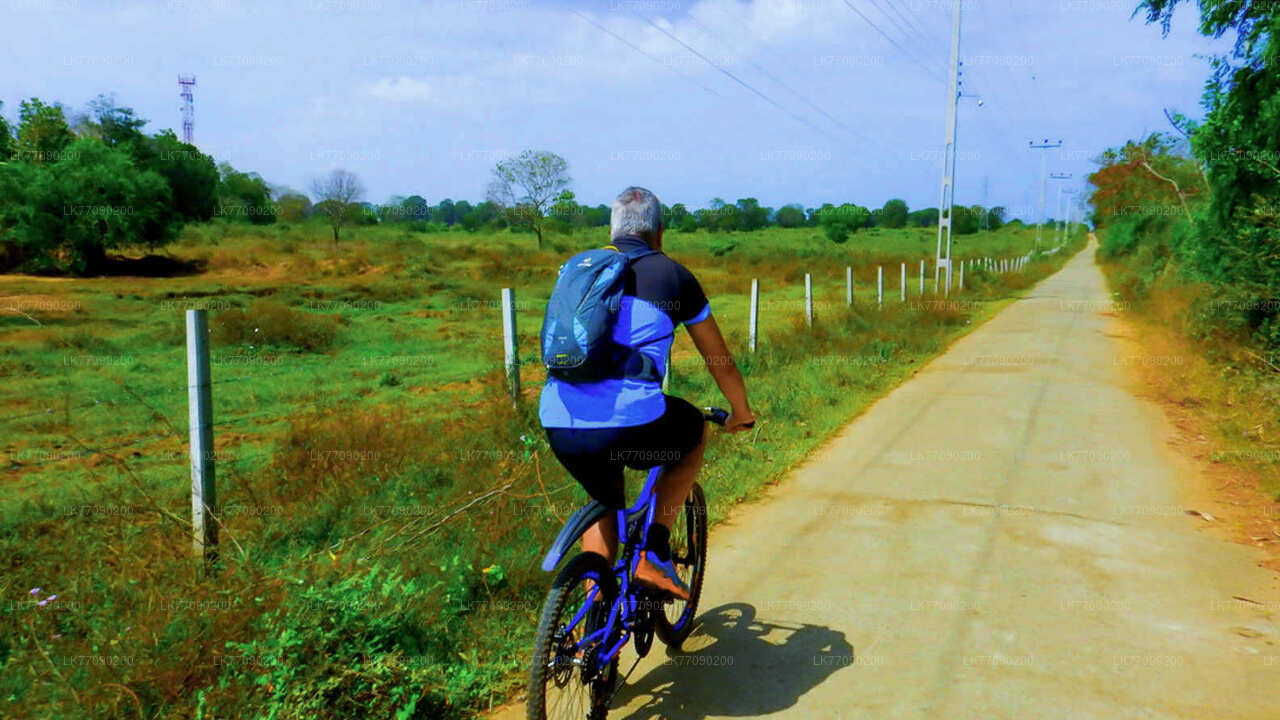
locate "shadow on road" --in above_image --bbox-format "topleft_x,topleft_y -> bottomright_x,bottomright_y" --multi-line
612,602 -> 855,719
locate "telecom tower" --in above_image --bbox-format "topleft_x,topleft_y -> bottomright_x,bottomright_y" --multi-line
178,75 -> 196,144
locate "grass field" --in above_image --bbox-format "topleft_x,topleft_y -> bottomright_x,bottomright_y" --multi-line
1,221 -> 1085,719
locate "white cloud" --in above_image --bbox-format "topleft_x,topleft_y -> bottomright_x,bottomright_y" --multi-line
368,76 -> 433,103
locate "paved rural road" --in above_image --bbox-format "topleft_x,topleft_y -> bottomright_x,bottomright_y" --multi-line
497,242 -> 1280,719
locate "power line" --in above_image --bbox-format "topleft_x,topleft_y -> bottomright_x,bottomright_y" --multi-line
570,10 -> 722,98
682,14 -> 874,145
635,14 -> 850,147
840,0 -> 947,85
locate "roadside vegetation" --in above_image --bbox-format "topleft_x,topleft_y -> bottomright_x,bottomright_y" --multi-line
1090,3 -> 1280,498
1,215 -> 1084,718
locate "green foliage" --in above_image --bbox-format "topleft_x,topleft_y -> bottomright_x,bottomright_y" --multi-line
219,163 -> 277,225
774,203 -> 807,228
816,203 -> 870,243
0,101 -> 15,160
879,198 -> 908,228
15,98 -> 74,165
908,207 -> 939,227
0,138 -> 178,274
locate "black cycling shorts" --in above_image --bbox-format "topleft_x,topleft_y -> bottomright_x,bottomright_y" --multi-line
545,395 -> 706,510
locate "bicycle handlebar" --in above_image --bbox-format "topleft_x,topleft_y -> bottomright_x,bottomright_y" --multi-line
703,407 -> 753,429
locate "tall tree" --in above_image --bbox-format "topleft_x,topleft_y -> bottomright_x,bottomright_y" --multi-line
16,98 -> 74,165
880,198 -> 909,228
486,150 -> 570,248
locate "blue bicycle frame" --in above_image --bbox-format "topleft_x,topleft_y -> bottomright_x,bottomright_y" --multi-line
556,463 -> 665,668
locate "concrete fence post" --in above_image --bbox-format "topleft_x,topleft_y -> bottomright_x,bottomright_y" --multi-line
805,273 -> 813,328
186,309 -> 218,565
501,288 -> 520,407
749,278 -> 759,353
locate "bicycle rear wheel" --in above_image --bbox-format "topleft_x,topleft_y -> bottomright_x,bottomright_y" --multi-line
655,482 -> 707,648
527,551 -> 619,720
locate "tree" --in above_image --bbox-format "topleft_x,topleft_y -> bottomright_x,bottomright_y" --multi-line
908,207 -> 939,227
276,192 -> 312,222
1,138 -> 176,274
817,203 -> 870,243
16,98 -> 74,165
988,206 -> 1006,230
131,130 -> 218,222
549,190 -> 584,230
735,197 -> 771,231
880,198 -> 909,228
311,169 -> 365,244
486,150 -> 570,248
0,102 -> 16,161
218,163 -> 276,225
775,204 -> 806,228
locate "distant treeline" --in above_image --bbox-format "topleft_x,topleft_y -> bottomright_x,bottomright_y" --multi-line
0,94 -> 1014,276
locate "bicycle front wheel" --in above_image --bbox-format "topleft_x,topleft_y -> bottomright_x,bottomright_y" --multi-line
655,482 -> 707,649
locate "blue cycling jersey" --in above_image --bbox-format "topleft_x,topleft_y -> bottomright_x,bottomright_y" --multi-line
539,236 -> 710,429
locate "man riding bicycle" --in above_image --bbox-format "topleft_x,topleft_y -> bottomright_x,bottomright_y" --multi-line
540,186 -> 755,601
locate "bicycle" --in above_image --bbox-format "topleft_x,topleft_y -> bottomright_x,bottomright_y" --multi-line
526,407 -> 737,720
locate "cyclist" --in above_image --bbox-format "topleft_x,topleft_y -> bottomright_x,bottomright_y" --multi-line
540,186 -> 755,601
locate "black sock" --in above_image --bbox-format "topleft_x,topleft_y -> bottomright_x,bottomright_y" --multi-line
644,524 -> 672,562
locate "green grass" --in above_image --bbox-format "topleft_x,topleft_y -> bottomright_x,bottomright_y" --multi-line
0,220 -> 1086,719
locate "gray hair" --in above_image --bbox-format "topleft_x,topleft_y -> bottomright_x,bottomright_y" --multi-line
610,186 -> 662,239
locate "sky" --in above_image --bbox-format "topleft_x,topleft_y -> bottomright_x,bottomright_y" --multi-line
2,0 -> 1231,220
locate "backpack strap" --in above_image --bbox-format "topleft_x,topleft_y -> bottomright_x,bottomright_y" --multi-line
603,242 -> 664,383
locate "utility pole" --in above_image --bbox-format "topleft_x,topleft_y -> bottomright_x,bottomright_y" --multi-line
933,0 -> 963,297
1060,188 -> 1079,246
1049,172 -> 1072,249
1028,139 -> 1063,253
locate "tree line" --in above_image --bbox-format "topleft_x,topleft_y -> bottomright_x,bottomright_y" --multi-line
1091,0 -> 1279,349
0,96 -> 1011,276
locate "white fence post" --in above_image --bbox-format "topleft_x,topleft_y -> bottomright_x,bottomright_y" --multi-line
900,263 -> 906,302
501,288 -> 520,407
186,309 -> 218,565
959,259 -> 965,290
918,259 -> 925,295
845,266 -> 852,306
877,266 -> 883,308
749,277 -> 759,353
805,273 -> 813,328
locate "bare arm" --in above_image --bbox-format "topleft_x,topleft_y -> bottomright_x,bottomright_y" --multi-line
685,315 -> 755,432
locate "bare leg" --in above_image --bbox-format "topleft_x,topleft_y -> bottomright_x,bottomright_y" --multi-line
581,513 -> 618,566
654,423 -> 708,529
634,424 -> 708,600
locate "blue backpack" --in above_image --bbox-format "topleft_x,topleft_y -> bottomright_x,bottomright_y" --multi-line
540,243 -> 660,383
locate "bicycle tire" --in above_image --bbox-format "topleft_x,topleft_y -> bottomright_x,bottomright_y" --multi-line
655,482 -> 708,649
527,551 -> 619,720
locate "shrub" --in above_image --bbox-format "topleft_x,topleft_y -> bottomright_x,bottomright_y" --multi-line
212,299 -> 340,352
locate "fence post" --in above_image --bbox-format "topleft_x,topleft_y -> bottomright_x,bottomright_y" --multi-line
805,273 -> 813,328
900,263 -> 906,302
845,266 -> 852,306
959,259 -> 965,290
877,266 -> 883,308
185,309 -> 218,565
919,260 -> 925,296
501,288 -> 520,407
749,278 -> 759,353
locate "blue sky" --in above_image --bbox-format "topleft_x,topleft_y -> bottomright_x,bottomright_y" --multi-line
3,0 -> 1228,219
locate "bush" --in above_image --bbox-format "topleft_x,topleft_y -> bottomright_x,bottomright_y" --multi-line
212,300 -> 340,352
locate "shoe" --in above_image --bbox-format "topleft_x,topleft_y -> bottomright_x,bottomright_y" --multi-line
634,551 -> 692,601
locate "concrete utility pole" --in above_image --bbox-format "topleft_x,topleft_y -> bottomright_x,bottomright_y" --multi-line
1028,139 -> 1063,252
933,0 -> 963,297
1060,188 -> 1079,246
1049,172 -> 1073,248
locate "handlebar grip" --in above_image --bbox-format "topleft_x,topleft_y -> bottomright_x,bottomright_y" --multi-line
703,407 -> 729,426
703,407 -> 753,429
